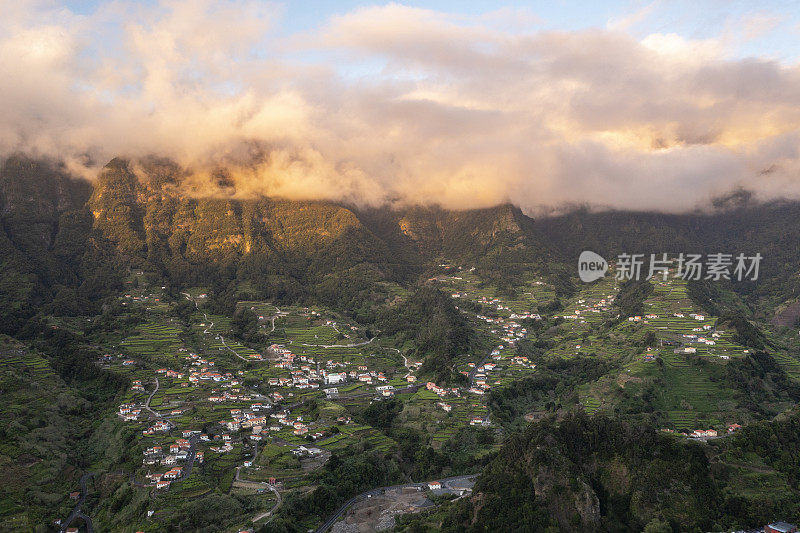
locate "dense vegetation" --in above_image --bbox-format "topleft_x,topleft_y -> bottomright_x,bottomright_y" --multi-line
379,285 -> 476,382
398,410 -> 800,533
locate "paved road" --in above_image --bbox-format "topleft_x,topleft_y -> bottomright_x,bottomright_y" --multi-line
468,349 -> 493,387
251,485 -> 281,524
144,377 -> 161,418
60,473 -> 95,533
175,434 -> 201,481
314,474 -> 479,533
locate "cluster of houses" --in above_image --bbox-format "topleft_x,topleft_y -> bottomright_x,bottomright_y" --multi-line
121,292 -> 161,306
118,403 -> 142,421
663,423 -> 742,439
207,386 -> 260,403
142,420 -> 173,435
141,436 -> 208,491
223,403 -> 272,432
222,405 -> 325,439
469,362 -> 498,394
680,332 -> 719,346
510,355 -> 535,368
146,467 -> 183,490
474,313 -> 527,345
564,295 -> 615,323
674,313 -> 706,321
268,344 -> 396,393
222,409 -> 325,439
690,428 -> 718,438
291,445 -> 324,458
143,438 -> 193,466
426,381 -> 460,398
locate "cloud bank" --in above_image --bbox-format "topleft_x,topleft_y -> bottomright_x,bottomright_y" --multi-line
2,0 -> 800,213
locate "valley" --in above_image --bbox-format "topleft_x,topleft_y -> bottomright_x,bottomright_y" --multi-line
2,157 -> 800,532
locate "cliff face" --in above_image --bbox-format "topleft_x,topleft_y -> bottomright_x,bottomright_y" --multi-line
1,154 -> 91,249
355,202 -> 537,263
86,158 -> 544,280
87,158 -> 381,271
0,154 -> 549,330
0,155 -> 97,331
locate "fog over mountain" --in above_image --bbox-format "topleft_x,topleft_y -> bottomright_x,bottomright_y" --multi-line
2,0 -> 800,213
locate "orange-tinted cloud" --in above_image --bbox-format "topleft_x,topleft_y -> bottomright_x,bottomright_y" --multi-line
1,1 -> 800,213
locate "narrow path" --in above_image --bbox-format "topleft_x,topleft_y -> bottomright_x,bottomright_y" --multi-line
183,292 -> 253,361
401,353 -> 410,378
252,486 -> 282,524
219,335 -> 249,361
297,337 -> 375,349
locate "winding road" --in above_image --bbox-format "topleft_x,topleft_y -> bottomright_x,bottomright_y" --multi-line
234,467 -> 283,524
251,485 -> 282,524
59,473 -> 95,533
183,292 -> 259,362
144,377 -> 161,418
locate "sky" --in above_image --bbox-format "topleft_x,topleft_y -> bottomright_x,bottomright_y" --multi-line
3,0 -> 800,213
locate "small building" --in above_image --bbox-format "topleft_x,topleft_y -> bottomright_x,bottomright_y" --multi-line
427,481 -> 442,490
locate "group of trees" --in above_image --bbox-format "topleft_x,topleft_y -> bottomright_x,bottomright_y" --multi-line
379,285 -> 475,383
400,410 -> 800,532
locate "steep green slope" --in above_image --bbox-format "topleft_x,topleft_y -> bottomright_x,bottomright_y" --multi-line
379,284 -> 476,383
0,155 -> 120,333
0,334 -> 127,530
397,411 -> 800,533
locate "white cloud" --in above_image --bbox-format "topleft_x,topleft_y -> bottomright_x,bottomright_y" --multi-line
1,1 -> 799,213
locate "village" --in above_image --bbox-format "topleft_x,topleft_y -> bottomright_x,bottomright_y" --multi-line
75,264 -> 777,531
86,261 -> 582,526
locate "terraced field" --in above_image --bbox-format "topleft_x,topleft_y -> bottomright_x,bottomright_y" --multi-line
580,395 -> 601,414
438,269 -> 556,315
771,352 -> 800,380
668,410 -> 699,431
121,321 -> 184,363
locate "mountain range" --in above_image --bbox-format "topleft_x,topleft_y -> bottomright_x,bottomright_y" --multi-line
2,153 -> 799,333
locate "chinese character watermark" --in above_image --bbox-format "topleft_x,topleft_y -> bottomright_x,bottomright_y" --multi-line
578,251 -> 762,282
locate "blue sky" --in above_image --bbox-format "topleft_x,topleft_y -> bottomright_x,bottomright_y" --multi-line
63,0 -> 800,62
